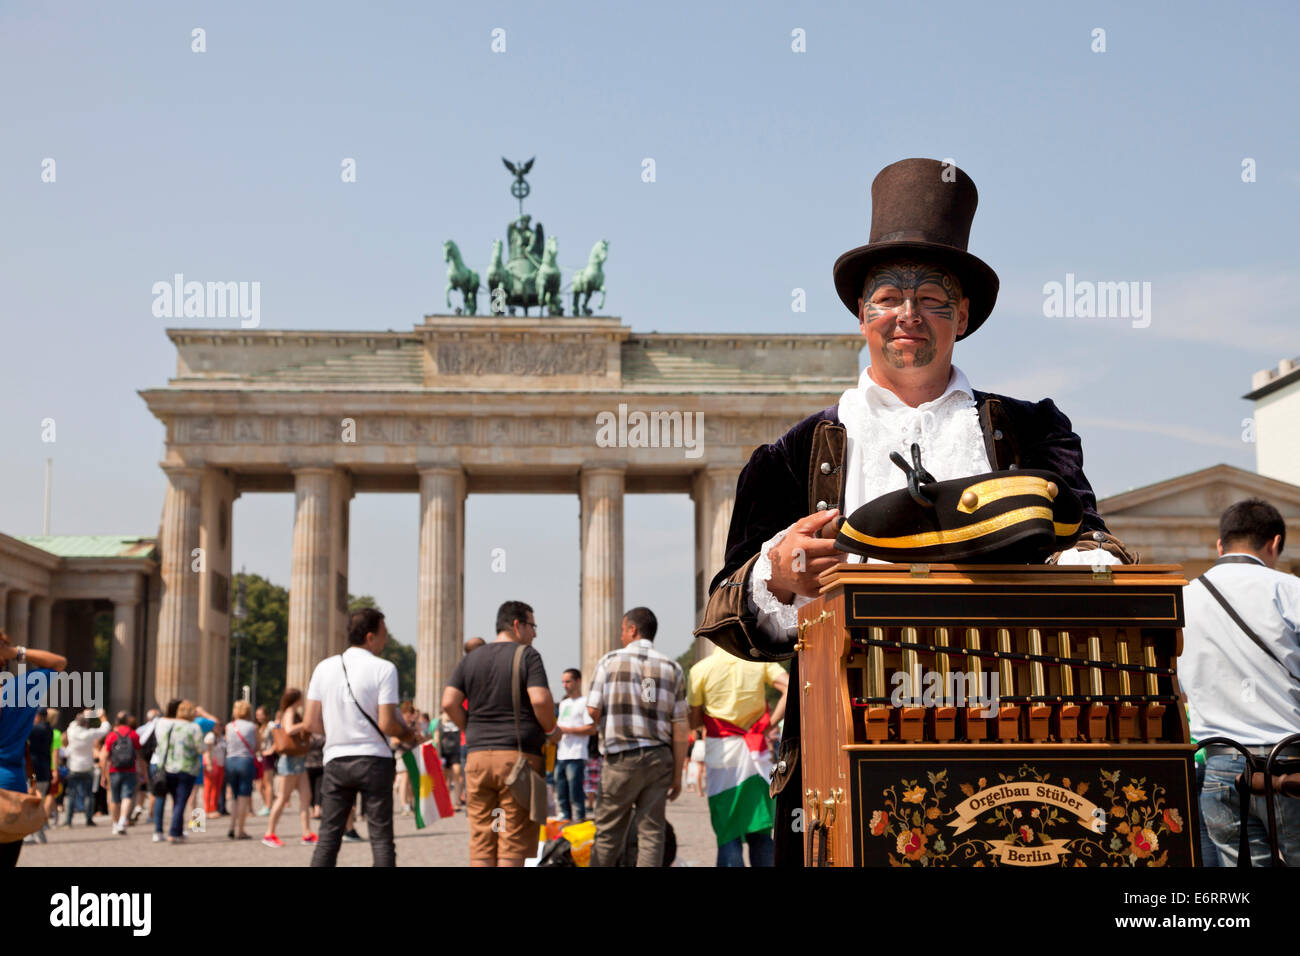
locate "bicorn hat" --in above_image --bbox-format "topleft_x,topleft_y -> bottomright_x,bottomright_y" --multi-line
832,158 -> 1000,339
834,444 -> 1083,563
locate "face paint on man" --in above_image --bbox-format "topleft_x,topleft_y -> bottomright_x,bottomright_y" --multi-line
859,260 -> 968,369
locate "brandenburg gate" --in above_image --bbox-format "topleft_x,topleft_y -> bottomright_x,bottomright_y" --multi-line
139,315 -> 860,713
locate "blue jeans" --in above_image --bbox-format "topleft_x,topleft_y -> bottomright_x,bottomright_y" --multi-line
1195,763 -> 1219,867
554,759 -> 586,820
225,756 -> 255,798
717,830 -> 774,867
1201,753 -> 1300,866
109,773 -> 137,805
63,771 -> 94,824
153,771 -> 196,838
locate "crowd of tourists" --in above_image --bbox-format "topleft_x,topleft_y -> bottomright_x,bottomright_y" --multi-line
4,496 -> 1294,869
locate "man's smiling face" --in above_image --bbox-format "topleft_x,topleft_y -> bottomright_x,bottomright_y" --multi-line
859,259 -> 969,370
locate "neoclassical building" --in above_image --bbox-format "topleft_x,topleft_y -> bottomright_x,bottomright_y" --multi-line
139,315 -> 863,713
9,332 -> 1294,718
0,533 -> 159,716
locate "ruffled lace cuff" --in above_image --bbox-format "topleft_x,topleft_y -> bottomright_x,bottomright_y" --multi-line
749,524 -> 809,637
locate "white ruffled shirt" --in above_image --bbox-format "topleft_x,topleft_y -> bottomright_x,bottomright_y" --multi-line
750,364 -> 1114,638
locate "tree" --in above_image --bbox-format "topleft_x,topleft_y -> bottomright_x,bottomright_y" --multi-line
347,594 -> 416,702
226,574 -> 417,714
229,571 -> 290,715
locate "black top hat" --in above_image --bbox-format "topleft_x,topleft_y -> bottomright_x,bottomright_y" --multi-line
833,158 -> 1000,339
834,444 -> 1083,563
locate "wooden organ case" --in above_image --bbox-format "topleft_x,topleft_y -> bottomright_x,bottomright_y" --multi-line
795,563 -> 1200,867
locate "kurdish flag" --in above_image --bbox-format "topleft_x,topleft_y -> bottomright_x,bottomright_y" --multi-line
402,743 -> 454,828
703,711 -> 776,847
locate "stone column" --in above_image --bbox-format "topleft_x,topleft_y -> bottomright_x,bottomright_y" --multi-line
580,467 -> 624,684
329,469 -> 353,658
29,596 -> 52,651
691,467 -> 737,659
5,590 -> 30,646
417,467 -> 465,716
111,600 -> 138,718
198,468 -> 234,712
48,600 -> 68,657
287,468 -> 334,695
155,466 -> 202,705
0,585 -> 8,632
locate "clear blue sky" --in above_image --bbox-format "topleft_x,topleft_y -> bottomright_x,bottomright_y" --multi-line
2,1 -> 1297,677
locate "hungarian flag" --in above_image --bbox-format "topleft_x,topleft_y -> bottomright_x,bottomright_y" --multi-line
703,711 -> 776,846
402,743 -> 454,828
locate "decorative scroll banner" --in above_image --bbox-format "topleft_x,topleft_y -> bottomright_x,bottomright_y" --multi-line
949,781 -> 1105,836
987,836 -> 1073,866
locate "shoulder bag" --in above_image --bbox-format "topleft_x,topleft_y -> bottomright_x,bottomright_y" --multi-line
271,711 -> 311,757
1198,567 -> 1300,794
0,742 -> 47,843
150,725 -> 174,796
339,652 -> 389,746
232,724 -> 264,780
504,644 -> 550,827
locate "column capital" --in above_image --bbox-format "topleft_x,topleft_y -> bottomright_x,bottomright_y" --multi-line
698,464 -> 738,478
416,462 -> 464,478
161,463 -> 203,480
580,463 -> 627,476
291,465 -> 336,477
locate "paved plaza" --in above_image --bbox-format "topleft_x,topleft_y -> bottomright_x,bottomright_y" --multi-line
16,788 -> 721,867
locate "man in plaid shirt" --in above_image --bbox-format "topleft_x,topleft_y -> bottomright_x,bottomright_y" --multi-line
586,607 -> 689,866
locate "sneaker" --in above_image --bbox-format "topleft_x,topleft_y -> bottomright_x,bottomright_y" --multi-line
300,833 -> 318,845
227,830 -> 235,840
152,832 -> 164,843
255,807 -> 270,816
35,828 -> 47,844
130,806 -> 144,822
342,829 -> 362,843
112,823 -> 125,835
262,834 -> 284,848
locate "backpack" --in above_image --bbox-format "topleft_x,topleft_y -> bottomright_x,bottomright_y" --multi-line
140,723 -> 158,764
108,731 -> 136,770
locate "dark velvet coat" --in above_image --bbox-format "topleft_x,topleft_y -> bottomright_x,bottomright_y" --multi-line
704,389 -> 1113,866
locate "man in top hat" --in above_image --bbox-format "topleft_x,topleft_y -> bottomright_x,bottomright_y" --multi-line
695,157 -> 1136,867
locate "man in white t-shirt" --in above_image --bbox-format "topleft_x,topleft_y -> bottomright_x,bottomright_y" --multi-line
62,710 -> 110,826
304,606 -> 415,867
554,668 -> 596,821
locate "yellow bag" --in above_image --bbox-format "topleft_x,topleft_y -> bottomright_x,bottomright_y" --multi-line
561,820 -> 596,867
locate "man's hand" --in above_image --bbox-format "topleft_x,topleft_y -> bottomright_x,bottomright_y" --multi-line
766,509 -> 845,603
668,778 -> 682,802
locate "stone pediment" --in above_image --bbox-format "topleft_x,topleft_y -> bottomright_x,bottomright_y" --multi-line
1098,463 -> 1300,520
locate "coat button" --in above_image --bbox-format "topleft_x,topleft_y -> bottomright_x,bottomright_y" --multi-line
820,461 -> 832,474
993,429 -> 1004,440
749,648 -> 762,658
816,500 -> 828,511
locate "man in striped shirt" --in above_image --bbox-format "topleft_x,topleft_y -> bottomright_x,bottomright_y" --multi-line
587,607 -> 689,866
